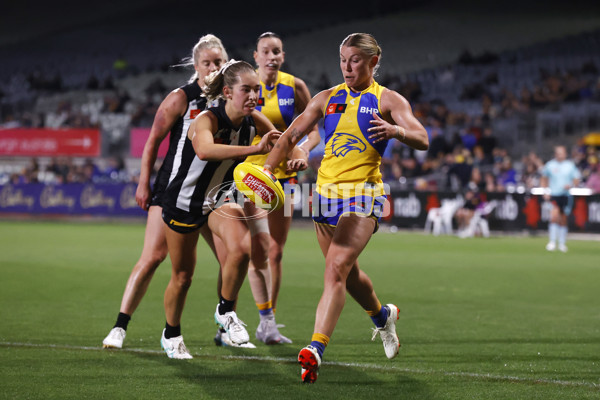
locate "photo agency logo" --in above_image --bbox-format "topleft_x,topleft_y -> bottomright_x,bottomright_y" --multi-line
206,181 -> 392,220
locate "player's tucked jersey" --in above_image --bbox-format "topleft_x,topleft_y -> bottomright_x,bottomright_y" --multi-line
162,101 -> 257,220
317,80 -> 388,197
245,71 -> 296,179
152,80 -> 218,205
542,159 -> 581,196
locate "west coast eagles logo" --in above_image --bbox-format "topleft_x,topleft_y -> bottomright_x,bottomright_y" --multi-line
331,133 -> 366,157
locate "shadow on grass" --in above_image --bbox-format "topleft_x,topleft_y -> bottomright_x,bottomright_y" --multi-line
136,351 -> 436,400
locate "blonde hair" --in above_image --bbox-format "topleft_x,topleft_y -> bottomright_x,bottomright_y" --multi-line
177,34 -> 229,83
340,33 -> 382,75
203,60 -> 256,101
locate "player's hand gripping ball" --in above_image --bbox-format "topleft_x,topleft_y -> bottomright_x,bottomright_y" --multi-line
233,162 -> 285,210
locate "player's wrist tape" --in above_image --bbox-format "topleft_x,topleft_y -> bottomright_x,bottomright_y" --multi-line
396,125 -> 406,141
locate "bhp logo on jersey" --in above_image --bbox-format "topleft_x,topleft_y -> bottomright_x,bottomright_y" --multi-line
326,103 -> 347,115
359,106 -> 379,115
242,174 -> 275,203
279,98 -> 294,106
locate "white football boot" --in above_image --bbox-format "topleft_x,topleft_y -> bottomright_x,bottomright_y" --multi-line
371,304 -> 400,359
102,327 -> 126,349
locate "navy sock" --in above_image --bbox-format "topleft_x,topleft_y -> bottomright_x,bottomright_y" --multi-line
218,296 -> 236,314
114,312 -> 131,330
310,341 -> 326,359
371,306 -> 389,329
164,322 -> 181,339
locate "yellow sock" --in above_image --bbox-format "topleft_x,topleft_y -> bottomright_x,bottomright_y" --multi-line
256,300 -> 272,311
365,301 -> 382,317
311,333 -> 330,346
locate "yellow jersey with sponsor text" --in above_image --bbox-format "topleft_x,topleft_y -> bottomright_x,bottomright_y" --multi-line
317,81 -> 388,197
245,71 -> 296,179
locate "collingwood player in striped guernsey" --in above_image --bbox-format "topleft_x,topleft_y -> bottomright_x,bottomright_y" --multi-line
103,34 -> 229,351
158,60 -> 282,358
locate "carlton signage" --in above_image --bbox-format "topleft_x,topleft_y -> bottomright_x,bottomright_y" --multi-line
0,128 -> 100,157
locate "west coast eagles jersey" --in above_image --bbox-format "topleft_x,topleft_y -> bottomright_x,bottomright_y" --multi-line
317,81 -> 388,197
245,71 -> 296,179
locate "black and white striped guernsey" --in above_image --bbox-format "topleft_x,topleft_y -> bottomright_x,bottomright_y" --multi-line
150,80 -> 216,206
161,101 -> 257,231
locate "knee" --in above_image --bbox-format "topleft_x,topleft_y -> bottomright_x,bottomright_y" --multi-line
172,270 -> 193,290
228,245 -> 251,267
138,249 -> 168,272
324,256 -> 351,284
269,245 -> 284,267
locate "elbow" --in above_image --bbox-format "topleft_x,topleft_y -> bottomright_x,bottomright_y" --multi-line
195,150 -> 210,161
416,134 -> 429,151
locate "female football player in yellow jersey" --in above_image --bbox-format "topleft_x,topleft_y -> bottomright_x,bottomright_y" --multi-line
264,33 -> 428,383
243,32 -> 320,344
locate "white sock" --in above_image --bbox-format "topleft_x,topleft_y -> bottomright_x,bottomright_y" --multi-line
548,223 -> 558,244
558,226 -> 568,246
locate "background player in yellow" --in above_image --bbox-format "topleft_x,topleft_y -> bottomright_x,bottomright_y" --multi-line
244,32 -> 320,344
263,33 -> 429,382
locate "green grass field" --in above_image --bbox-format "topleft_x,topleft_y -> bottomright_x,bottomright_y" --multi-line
0,220 -> 598,399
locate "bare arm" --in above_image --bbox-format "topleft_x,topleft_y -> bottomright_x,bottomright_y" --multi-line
191,111 -> 280,161
136,89 -> 187,210
369,89 -> 429,151
539,173 -> 551,200
264,89 -> 330,172
294,77 -> 321,155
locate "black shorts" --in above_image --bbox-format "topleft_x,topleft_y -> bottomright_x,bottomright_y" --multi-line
150,186 -> 165,207
150,171 -> 169,207
551,195 -> 573,215
162,207 -> 210,234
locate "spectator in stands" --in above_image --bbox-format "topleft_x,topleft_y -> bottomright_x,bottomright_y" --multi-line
586,161 -> 600,194
484,171 -> 497,192
455,189 -> 481,233
82,158 -> 102,183
478,127 -> 497,164
496,156 -> 517,191
521,151 -> 543,190
468,166 -> 485,192
471,145 -> 487,167
446,150 -> 473,190
427,125 -> 448,160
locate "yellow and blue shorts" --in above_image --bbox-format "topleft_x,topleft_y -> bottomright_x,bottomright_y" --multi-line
312,192 -> 386,231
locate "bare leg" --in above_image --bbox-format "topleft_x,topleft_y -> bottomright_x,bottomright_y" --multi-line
208,204 -> 252,301
313,215 -> 376,337
267,206 -> 292,310
163,226 -> 200,327
120,206 -> 168,315
244,202 -> 272,305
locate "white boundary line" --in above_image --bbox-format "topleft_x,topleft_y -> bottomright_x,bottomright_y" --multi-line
1,341 -> 598,390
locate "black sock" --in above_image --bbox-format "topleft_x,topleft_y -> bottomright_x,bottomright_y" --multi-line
114,312 -> 131,330
164,322 -> 181,339
218,296 -> 236,314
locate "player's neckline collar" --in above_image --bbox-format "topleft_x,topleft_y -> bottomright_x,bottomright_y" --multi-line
347,80 -> 375,96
